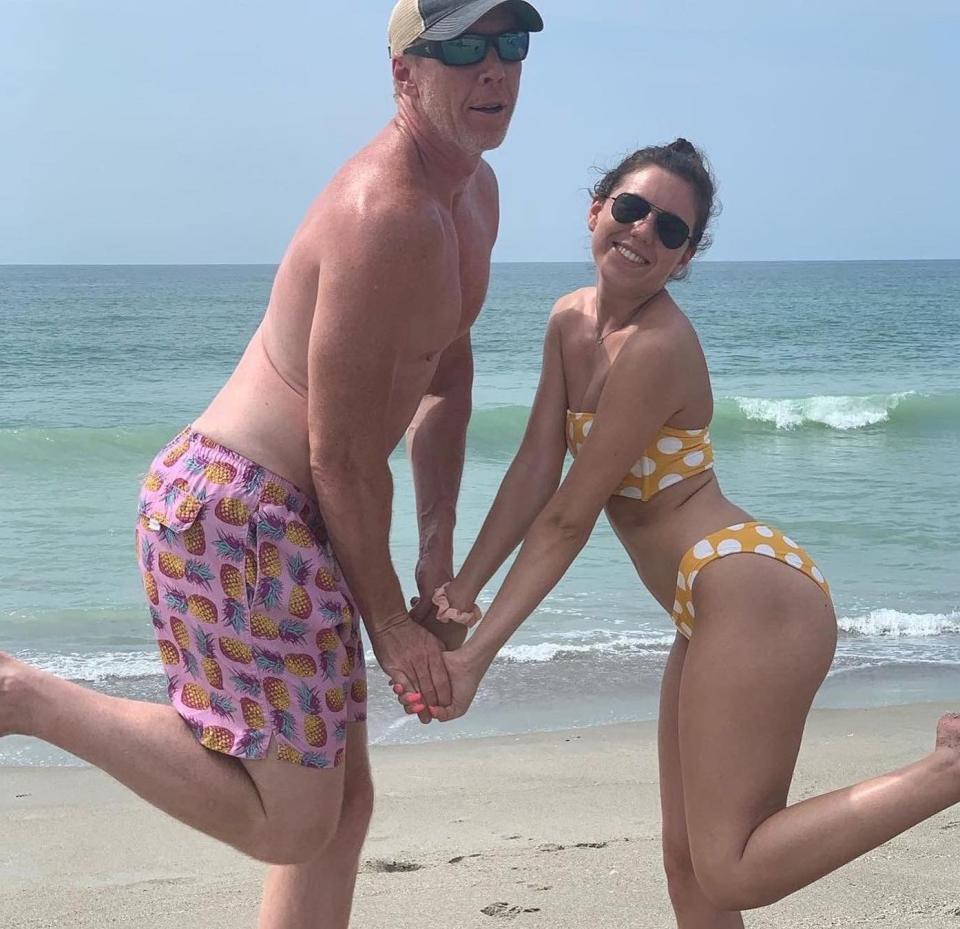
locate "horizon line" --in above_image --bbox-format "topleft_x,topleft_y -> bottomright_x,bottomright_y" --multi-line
2,257 -> 959,268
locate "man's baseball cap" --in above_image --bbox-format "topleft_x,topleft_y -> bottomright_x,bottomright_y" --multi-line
389,0 -> 544,58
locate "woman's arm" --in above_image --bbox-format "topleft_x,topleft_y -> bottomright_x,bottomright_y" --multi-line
457,325 -> 687,680
444,305 -> 570,607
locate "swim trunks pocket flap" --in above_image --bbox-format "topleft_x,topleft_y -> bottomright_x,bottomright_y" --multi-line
137,472 -> 207,534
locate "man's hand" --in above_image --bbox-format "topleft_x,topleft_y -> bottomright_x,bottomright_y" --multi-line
370,612 -> 452,710
410,555 -> 468,651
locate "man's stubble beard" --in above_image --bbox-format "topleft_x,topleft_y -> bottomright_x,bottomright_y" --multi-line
418,86 -> 513,155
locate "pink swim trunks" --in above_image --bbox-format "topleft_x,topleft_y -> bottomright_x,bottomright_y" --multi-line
135,429 -> 366,769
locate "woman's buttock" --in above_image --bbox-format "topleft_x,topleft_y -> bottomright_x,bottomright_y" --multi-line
669,521 -> 832,639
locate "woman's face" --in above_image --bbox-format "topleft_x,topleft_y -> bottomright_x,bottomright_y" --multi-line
588,165 -> 698,294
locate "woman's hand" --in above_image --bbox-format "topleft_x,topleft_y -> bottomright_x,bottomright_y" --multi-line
432,578 -> 482,627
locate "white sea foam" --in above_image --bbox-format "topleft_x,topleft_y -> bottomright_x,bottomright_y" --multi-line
20,650 -> 164,682
838,609 -> 960,637
731,392 -> 915,431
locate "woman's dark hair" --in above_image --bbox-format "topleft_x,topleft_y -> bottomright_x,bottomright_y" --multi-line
591,139 -> 719,278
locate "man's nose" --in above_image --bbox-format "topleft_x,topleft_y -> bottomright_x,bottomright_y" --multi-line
477,46 -> 506,82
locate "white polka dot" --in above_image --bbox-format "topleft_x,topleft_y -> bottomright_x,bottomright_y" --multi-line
717,537 -> 743,556
687,569 -> 698,587
582,420 -> 592,436
618,486 -> 643,499
754,544 -> 776,557
658,473 -> 683,491
784,552 -> 804,569
640,456 -> 657,477
782,535 -> 798,549
692,540 -> 714,560
686,429 -> 702,436
683,450 -> 705,468
728,523 -> 745,531
811,566 -> 825,584
703,461 -> 714,470
676,572 -> 686,591
679,622 -> 693,638
704,436 -> 712,445
686,601 -> 696,618
755,525 -> 774,538
656,436 -> 684,455
673,600 -> 683,614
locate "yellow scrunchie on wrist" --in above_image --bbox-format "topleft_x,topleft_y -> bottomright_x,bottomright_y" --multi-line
431,582 -> 483,628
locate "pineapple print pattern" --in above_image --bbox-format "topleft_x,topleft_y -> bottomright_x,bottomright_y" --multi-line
136,429 -> 365,769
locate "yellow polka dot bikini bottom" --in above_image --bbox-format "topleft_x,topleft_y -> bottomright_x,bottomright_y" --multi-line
671,521 -> 831,639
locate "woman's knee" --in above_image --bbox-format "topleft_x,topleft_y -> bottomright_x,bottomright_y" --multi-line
662,835 -> 699,905
690,848 -> 780,912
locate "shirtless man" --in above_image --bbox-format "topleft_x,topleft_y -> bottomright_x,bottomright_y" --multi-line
0,2 -> 543,927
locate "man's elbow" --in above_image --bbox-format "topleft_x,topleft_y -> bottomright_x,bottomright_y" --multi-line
310,443 -> 387,497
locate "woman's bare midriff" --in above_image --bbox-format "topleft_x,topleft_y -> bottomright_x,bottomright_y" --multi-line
604,473 -> 753,614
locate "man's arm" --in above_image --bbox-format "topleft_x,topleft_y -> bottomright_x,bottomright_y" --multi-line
405,333 -> 473,645
306,202 -> 452,707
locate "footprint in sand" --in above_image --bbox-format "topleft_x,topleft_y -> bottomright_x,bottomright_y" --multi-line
537,840 -> 608,852
481,902 -> 541,918
363,858 -> 423,873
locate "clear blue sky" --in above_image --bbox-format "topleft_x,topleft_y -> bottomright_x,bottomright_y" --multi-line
2,0 -> 957,263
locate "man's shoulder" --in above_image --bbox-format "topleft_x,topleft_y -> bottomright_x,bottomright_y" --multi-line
297,168 -> 444,260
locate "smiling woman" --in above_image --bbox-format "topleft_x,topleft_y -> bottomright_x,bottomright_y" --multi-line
392,136 -> 960,926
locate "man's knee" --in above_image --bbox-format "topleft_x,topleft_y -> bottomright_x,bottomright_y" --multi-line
243,807 -> 340,865
338,769 -> 375,846
248,769 -> 372,864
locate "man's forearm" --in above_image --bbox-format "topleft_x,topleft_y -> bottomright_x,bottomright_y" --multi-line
406,389 -> 471,569
311,457 -> 406,632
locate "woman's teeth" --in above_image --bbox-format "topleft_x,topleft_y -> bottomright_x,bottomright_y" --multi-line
615,244 -> 648,265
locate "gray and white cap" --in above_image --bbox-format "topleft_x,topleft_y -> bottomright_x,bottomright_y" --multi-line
388,0 -> 544,57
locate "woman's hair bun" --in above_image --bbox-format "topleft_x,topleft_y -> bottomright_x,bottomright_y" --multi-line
669,138 -> 696,155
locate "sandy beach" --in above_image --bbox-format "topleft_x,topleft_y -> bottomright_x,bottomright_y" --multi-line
2,701 -> 959,929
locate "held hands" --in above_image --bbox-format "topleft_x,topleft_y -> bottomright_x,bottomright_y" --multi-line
370,611 -> 452,714
392,647 -> 484,723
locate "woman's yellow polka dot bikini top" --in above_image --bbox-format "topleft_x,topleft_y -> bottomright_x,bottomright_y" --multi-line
565,411 -> 715,502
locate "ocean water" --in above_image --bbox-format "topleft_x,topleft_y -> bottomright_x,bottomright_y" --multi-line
1,261 -> 959,765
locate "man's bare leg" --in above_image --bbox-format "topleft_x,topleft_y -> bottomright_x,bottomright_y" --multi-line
258,723 -> 374,929
1,653 -> 345,864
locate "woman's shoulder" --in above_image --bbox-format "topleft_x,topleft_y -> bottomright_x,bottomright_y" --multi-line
547,287 -> 593,330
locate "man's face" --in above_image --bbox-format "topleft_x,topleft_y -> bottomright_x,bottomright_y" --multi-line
404,5 -> 524,155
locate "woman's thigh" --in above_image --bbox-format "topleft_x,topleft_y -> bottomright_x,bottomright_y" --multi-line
659,634 -> 692,866
678,555 -> 837,867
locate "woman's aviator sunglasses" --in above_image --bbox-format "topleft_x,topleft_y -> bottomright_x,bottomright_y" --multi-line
404,31 -> 530,67
609,193 -> 692,250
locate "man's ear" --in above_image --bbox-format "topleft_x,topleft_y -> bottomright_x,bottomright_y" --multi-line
392,56 -> 419,99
